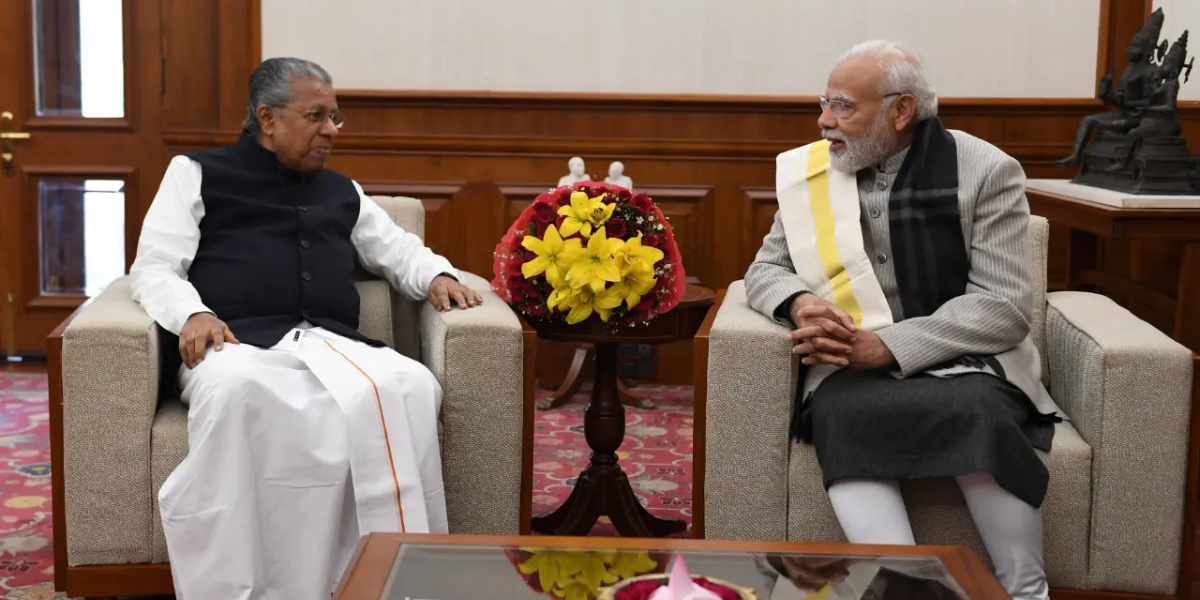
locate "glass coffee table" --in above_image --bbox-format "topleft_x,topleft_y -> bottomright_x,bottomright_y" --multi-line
333,533 -> 1009,600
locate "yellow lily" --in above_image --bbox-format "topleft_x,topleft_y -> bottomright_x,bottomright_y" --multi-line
563,226 -> 624,292
518,550 -> 568,592
605,551 -> 658,581
558,191 -> 616,238
612,232 -> 665,276
521,224 -> 581,287
558,285 -> 623,324
607,265 -> 658,309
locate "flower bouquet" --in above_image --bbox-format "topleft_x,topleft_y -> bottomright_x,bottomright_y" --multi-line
491,181 -> 687,331
505,546 -> 667,600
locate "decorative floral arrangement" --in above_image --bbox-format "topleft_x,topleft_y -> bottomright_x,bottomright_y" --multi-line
599,554 -> 756,600
491,181 -> 687,330
609,577 -> 745,600
505,547 -> 666,600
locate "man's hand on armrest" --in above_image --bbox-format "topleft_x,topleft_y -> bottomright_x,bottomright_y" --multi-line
427,273 -> 483,312
179,312 -> 238,369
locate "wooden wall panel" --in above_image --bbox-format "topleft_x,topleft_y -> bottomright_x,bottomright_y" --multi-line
156,0 -> 1199,386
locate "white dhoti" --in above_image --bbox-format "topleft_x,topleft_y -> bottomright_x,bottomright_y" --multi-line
157,326 -> 447,600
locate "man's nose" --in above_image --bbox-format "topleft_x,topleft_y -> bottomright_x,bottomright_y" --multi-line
320,119 -> 340,137
816,107 -> 838,130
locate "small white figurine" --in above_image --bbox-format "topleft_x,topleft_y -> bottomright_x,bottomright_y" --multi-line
648,555 -> 721,600
557,157 -> 591,187
605,161 -> 634,189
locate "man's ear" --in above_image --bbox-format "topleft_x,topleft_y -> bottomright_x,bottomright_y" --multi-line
892,95 -> 918,131
256,105 -> 275,134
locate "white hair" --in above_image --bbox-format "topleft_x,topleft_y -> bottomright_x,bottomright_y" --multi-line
838,40 -> 938,121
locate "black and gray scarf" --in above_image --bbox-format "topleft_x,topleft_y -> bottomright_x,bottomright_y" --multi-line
888,116 -> 969,319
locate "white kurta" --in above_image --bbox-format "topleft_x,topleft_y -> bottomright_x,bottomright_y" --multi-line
129,155 -> 457,600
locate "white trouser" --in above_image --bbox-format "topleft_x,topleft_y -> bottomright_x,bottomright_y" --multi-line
158,327 -> 447,600
827,472 -> 1049,600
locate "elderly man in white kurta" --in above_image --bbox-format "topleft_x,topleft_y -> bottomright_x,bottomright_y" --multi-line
129,57 -> 482,600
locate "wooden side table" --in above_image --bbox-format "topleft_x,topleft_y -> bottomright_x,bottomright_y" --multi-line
528,285 -> 715,537
1026,180 -> 1200,353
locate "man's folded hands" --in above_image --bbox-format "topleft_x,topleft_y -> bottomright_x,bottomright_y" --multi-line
788,294 -> 894,370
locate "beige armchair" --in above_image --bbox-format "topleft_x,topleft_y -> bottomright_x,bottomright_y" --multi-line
696,215 -> 1198,597
48,196 -> 534,599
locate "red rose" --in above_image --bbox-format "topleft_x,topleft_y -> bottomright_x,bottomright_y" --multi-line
533,202 -> 557,224
578,183 -> 606,198
643,233 -> 661,247
555,189 -> 573,206
613,188 -> 633,202
631,193 -> 653,213
606,217 -> 627,238
535,221 -> 550,237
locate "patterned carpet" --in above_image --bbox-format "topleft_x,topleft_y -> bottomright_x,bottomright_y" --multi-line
0,373 -> 56,600
531,384 -> 694,535
0,372 -> 693,599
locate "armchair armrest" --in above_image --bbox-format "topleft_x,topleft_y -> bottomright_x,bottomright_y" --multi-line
418,271 -> 527,534
1045,291 -> 1194,595
59,276 -> 161,565
699,281 -> 795,541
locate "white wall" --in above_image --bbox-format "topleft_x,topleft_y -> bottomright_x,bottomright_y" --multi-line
262,0 -> 1101,98
1154,0 -> 1200,100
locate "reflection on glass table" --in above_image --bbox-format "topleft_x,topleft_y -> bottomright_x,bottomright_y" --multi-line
378,542 -> 973,600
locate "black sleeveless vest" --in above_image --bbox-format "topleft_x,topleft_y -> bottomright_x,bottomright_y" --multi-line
183,133 -> 381,348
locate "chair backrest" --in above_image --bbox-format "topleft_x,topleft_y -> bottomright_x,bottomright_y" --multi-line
355,195 -> 427,357
370,195 -> 426,241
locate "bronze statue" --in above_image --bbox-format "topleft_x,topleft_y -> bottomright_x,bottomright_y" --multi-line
1108,31 -> 1191,170
1057,8 -> 1199,194
1057,9 -> 1164,166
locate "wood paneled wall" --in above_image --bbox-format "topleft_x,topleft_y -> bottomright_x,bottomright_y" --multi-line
154,0 -> 1197,385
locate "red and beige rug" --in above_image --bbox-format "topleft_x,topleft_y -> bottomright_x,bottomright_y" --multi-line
531,384 -> 694,535
0,373 -> 56,600
0,373 -> 694,599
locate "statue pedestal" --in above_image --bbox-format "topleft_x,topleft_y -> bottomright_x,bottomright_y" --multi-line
1026,179 -> 1200,209
1025,181 -> 1200,354
1071,132 -> 1200,195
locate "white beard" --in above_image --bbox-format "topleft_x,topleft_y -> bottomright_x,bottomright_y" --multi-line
825,113 -> 898,174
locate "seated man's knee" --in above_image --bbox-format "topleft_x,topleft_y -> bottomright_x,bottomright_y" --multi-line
182,347 -> 264,411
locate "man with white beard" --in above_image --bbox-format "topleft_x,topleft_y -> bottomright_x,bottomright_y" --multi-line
743,40 -> 1063,600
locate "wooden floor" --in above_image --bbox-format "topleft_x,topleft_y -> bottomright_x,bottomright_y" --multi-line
8,358 -> 1200,597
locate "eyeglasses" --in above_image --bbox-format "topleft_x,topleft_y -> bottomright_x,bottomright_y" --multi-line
818,92 -> 903,118
306,109 -> 344,129
280,106 -> 345,129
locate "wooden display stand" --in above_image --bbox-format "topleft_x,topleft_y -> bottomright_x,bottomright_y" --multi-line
528,285 -> 714,537
1026,179 -> 1200,353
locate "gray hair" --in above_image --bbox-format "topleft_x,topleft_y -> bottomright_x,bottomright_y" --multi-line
838,40 -> 938,121
242,57 -> 333,133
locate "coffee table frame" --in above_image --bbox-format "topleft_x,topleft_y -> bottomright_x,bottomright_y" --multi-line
332,533 -> 1009,600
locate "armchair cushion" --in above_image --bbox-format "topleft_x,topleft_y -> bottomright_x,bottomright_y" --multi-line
703,281 -> 794,542
418,271 -> 526,535
61,277 -> 160,565
1044,291 -> 1193,594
